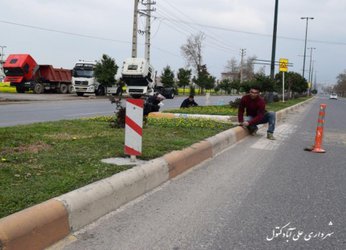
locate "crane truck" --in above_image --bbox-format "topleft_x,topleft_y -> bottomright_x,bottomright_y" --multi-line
3,54 -> 72,94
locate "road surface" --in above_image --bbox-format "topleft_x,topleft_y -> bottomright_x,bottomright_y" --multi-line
59,96 -> 346,249
0,93 -> 237,127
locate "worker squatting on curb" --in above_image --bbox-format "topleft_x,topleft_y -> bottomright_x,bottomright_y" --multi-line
238,85 -> 276,140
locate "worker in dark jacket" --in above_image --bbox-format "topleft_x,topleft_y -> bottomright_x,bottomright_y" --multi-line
143,93 -> 165,116
238,86 -> 276,140
180,95 -> 198,108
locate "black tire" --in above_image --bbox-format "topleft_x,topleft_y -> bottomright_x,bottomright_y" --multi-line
59,83 -> 68,94
95,86 -> 105,96
67,84 -> 73,94
33,83 -> 44,94
16,86 -> 26,93
76,92 -> 84,96
170,92 -> 175,99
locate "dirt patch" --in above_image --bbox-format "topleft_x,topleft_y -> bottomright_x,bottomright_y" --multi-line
1,141 -> 52,155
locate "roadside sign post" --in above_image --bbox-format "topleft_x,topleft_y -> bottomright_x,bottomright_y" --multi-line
124,98 -> 144,162
279,58 -> 288,102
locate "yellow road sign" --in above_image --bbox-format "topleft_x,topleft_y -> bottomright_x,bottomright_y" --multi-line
279,58 -> 288,72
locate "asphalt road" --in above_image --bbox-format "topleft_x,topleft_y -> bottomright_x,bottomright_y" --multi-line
59,96 -> 346,250
0,93 -> 237,127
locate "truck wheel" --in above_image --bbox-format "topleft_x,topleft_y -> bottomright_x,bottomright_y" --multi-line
67,85 -> 73,94
16,86 -> 26,93
59,84 -> 68,94
95,86 -> 105,96
77,92 -> 84,96
170,92 -> 175,99
33,83 -> 44,94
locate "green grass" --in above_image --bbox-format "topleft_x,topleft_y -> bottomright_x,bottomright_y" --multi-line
0,82 -> 16,93
0,118 -> 232,218
164,97 -> 311,115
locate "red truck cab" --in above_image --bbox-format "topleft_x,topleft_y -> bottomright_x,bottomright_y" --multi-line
4,54 -> 38,92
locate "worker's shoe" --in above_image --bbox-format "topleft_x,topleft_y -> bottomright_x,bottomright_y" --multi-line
267,133 -> 276,140
247,126 -> 258,135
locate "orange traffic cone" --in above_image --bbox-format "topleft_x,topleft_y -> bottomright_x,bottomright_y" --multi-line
305,104 -> 327,153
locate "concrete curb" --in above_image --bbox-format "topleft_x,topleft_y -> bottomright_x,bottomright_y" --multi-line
0,199 -> 69,250
0,98 -> 313,250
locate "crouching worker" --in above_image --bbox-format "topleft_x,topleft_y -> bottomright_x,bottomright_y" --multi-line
237,86 -> 276,140
180,95 -> 198,108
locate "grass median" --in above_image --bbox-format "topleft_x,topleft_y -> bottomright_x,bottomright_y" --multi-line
0,118 -> 232,218
164,97 -> 311,115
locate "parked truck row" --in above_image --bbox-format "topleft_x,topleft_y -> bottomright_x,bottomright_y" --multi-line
3,54 -> 175,99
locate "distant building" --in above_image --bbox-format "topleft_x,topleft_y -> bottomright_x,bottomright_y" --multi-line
220,71 -> 240,81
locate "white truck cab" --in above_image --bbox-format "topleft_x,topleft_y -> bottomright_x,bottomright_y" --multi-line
72,61 -> 105,96
121,58 -> 155,98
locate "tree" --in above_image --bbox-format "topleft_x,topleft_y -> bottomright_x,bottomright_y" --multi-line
177,68 -> 192,95
275,71 -> 308,96
94,54 -> 118,87
335,70 -> 346,96
160,66 -> 175,88
180,32 -> 205,75
225,58 -> 239,73
192,64 -> 215,94
218,79 -> 232,94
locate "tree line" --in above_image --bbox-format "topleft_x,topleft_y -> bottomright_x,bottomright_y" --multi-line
93,32 -> 311,100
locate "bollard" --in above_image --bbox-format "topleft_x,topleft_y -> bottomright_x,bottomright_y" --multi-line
305,104 -> 327,153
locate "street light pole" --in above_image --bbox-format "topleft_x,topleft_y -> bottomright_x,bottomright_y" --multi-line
270,0 -> 279,80
308,47 -> 316,84
0,45 -> 7,81
301,17 -> 314,79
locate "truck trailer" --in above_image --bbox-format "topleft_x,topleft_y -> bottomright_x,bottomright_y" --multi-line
3,54 -> 72,94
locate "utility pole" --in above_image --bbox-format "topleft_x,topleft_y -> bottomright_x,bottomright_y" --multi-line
141,0 -> 156,63
308,47 -> 316,84
131,0 -> 139,58
301,17 -> 314,79
270,0 -> 279,80
0,45 -> 7,81
240,48 -> 246,83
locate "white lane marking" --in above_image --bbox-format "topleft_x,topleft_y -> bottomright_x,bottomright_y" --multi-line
251,123 -> 298,151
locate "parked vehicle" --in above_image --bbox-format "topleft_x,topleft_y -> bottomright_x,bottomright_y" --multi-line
154,86 -> 176,99
121,57 -> 155,98
3,54 -> 72,94
72,61 -> 102,96
329,93 -> 338,100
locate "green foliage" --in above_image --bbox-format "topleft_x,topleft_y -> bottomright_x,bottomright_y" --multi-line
160,65 -> 175,88
94,54 -> 118,87
147,117 -> 232,130
192,64 -> 215,93
177,68 -> 192,95
229,98 -> 241,108
275,71 -> 308,94
166,105 -> 238,116
189,85 -> 196,96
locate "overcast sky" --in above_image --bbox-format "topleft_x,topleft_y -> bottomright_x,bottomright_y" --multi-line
1,0 -> 346,85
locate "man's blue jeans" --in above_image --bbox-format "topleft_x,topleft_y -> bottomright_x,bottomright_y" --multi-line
245,111 -> 276,134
